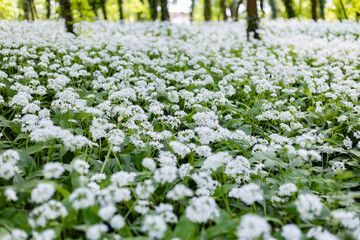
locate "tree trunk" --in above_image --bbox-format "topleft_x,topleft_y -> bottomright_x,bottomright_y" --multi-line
137,0 -> 145,21
260,0 -> 265,17
118,0 -> 124,20
283,0 -> 295,18
149,0 -> 158,20
311,0 -> 317,21
160,0 -> 169,21
318,0 -> 325,19
204,0 -> 211,21
100,0 -> 107,20
269,0 -> 277,19
26,0 -> 35,20
220,0 -> 227,20
247,0 -> 260,40
76,1 -> 83,18
190,0 -> 195,21
32,0 -> 39,19
46,0 -> 51,19
230,0 -> 242,21
59,0 -> 74,34
339,0 -> 348,19
23,0 -> 32,20
89,0 -> 98,17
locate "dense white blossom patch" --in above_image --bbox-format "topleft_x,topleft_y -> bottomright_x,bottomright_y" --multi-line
0,19 -> 359,239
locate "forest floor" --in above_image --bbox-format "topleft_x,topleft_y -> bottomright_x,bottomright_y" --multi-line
0,20 -> 360,240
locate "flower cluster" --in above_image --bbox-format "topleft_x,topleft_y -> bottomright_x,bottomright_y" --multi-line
0,19 -> 360,239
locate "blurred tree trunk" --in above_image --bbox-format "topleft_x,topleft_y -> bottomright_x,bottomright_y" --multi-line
311,0 -> 317,21
247,0 -> 259,39
100,0 -> 107,20
339,0 -> 348,19
149,0 -> 158,20
59,0 -> 74,33
76,1 -> 83,18
29,0 -> 36,20
118,0 -> 124,20
269,0 -> 277,19
30,0 -> 39,19
23,0 -> 32,20
89,0 -> 98,17
137,0 -> 145,21
160,0 -> 169,21
230,0 -> 242,21
204,0 -> 211,21
318,0 -> 325,19
260,0 -> 265,17
220,0 -> 227,20
283,0 -> 295,18
190,0 -> 195,21
46,0 -> 51,19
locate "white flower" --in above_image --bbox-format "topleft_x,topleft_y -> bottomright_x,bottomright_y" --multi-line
281,224 -> 302,240
111,171 -> 137,187
236,214 -> 270,240
154,166 -> 177,184
142,157 -> 157,170
90,173 -> 106,182
73,159 -> 90,175
192,111 -> 219,128
31,183 -> 55,203
135,200 -> 150,215
0,163 -> 18,179
343,136 -> 352,150
141,215 -> 167,239
229,183 -> 263,205
29,200 -> 68,227
0,149 -> 20,164
331,162 -> 345,172
167,90 -> 179,103
156,203 -> 178,223
107,129 -> 125,145
202,152 -> 232,171
295,193 -> 323,221
225,156 -> 251,178
86,224 -> 108,240
166,184 -> 193,200
179,163 -> 193,178
4,188 -> 17,201
98,204 -> 117,221
110,215 -> 125,229
43,162 -> 65,179
69,187 -> 95,210
32,229 -> 56,240
169,141 -> 191,158
278,183 -> 297,196
186,196 -> 219,223
135,179 -> 156,199
3,228 -> 28,240
337,115 -> 348,122
307,227 -> 339,240
331,210 -> 360,229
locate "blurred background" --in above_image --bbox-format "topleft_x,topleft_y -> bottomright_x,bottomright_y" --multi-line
0,0 -> 359,23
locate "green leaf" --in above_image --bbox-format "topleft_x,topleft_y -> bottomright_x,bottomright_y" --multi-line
0,219 -> 14,231
214,184 -> 238,198
207,211 -> 237,237
172,215 -> 197,240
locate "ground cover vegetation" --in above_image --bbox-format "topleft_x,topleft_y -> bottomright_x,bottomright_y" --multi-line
0,19 -> 360,240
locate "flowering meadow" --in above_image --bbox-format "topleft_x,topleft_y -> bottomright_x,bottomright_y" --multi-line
1,20 -> 360,240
